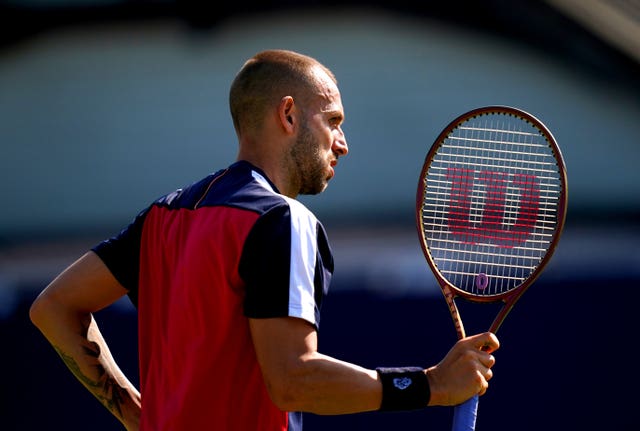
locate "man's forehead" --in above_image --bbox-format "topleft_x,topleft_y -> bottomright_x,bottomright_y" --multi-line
310,66 -> 338,93
309,67 -> 343,111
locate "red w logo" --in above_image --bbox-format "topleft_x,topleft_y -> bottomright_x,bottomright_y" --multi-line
446,168 -> 540,248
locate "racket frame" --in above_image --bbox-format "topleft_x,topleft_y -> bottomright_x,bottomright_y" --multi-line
416,105 -> 568,338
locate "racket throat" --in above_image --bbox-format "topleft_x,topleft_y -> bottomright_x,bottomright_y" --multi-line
444,290 -> 467,339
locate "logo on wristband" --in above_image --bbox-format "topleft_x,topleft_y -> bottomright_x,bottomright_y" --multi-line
393,377 -> 412,390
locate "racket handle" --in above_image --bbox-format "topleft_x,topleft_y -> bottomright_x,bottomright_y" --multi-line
452,394 -> 478,431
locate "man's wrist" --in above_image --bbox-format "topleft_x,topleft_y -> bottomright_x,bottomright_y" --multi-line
375,366 -> 430,411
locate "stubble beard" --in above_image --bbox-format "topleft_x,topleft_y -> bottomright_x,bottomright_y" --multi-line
289,123 -> 329,196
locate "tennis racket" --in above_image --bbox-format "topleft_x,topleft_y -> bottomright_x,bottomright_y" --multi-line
415,106 -> 568,431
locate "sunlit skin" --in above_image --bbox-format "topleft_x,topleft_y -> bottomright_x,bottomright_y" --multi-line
280,66 -> 348,197
287,94 -> 348,195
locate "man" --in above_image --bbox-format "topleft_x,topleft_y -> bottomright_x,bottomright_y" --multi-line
30,49 -> 499,430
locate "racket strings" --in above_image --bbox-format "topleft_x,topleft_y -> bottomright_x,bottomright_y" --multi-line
421,113 -> 563,296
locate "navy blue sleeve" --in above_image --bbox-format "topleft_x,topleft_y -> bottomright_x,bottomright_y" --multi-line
239,204 -> 293,319
239,198 -> 333,329
91,208 -> 149,308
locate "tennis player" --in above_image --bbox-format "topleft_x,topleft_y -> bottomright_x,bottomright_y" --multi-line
30,49 -> 499,430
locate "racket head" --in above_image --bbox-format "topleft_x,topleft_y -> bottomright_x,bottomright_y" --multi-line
416,106 -> 568,332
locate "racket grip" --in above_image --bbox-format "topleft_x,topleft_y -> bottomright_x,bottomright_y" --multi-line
452,394 -> 478,431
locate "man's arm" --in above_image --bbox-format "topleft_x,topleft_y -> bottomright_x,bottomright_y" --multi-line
249,316 -> 498,414
30,251 -> 141,430
249,316 -> 382,414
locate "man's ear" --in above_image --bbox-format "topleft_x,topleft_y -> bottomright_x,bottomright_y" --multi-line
278,96 -> 296,133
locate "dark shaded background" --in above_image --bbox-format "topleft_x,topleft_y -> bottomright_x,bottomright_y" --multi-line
6,270 -> 638,430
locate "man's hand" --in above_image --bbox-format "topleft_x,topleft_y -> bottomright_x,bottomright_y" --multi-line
425,332 -> 500,406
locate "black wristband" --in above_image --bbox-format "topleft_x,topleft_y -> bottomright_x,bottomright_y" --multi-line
376,367 -> 430,411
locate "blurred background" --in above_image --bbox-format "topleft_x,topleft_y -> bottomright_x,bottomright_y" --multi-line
1,0 -> 638,429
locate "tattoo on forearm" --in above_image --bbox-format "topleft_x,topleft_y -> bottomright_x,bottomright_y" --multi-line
53,343 -> 127,420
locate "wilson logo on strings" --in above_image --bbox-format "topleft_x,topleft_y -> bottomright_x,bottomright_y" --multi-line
446,167 -> 540,248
